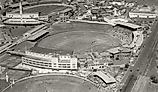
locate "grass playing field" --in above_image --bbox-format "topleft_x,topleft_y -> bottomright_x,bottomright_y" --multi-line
3,74 -> 99,92
38,31 -> 121,54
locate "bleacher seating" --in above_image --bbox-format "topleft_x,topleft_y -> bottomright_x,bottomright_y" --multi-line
108,27 -> 132,45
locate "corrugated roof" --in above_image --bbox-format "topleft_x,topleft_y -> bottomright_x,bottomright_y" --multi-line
116,22 -> 142,29
60,8 -> 72,13
107,47 -> 120,54
93,71 -> 116,83
28,30 -> 49,40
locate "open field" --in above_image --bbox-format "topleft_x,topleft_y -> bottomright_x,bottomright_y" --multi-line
52,22 -> 113,33
3,74 -> 98,92
0,80 -> 10,92
144,80 -> 158,92
38,31 -> 121,54
14,5 -> 69,16
3,26 -> 32,37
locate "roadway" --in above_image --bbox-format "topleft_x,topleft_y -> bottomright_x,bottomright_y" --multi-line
121,20 -> 158,92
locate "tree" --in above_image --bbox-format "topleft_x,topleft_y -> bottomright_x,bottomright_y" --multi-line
150,75 -> 158,84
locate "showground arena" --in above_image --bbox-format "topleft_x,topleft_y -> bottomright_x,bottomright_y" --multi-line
37,31 -> 121,54
2,74 -> 99,92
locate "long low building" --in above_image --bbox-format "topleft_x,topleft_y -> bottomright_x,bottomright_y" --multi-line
27,30 -> 49,41
129,5 -> 158,19
115,21 -> 143,29
92,71 -> 116,84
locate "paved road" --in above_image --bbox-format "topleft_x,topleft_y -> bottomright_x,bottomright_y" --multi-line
121,21 -> 158,92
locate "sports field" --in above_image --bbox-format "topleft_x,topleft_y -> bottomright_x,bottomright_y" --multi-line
3,74 -> 99,92
15,5 -> 69,16
38,31 -> 121,54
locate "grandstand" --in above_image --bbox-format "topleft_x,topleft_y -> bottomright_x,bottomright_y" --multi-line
23,24 -> 48,37
92,71 -> 116,84
108,27 -> 133,45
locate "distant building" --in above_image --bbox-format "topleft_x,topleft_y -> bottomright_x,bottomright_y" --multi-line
2,1 -> 48,25
129,5 -> 157,18
59,14 -> 69,22
109,0 -> 125,6
22,47 -> 77,70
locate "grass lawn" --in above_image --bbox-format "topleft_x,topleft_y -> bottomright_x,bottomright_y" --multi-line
38,31 -> 121,54
0,80 -> 10,92
3,75 -> 98,92
3,26 -> 32,37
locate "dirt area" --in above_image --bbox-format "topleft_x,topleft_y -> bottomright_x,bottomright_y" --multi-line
38,31 -> 121,54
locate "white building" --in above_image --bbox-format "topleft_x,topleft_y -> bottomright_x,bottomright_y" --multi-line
22,49 -> 78,70
2,1 -> 48,25
129,5 -> 157,18
109,1 -> 125,6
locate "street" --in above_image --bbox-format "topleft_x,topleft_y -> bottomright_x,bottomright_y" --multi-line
121,20 -> 158,92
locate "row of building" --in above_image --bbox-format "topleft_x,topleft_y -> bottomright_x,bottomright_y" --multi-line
21,45 -> 133,71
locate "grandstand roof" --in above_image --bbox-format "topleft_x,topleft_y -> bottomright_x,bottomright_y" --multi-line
30,46 -> 74,55
60,8 -> 72,13
107,47 -> 120,54
116,22 -> 143,29
92,71 -> 116,84
28,30 -> 49,41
